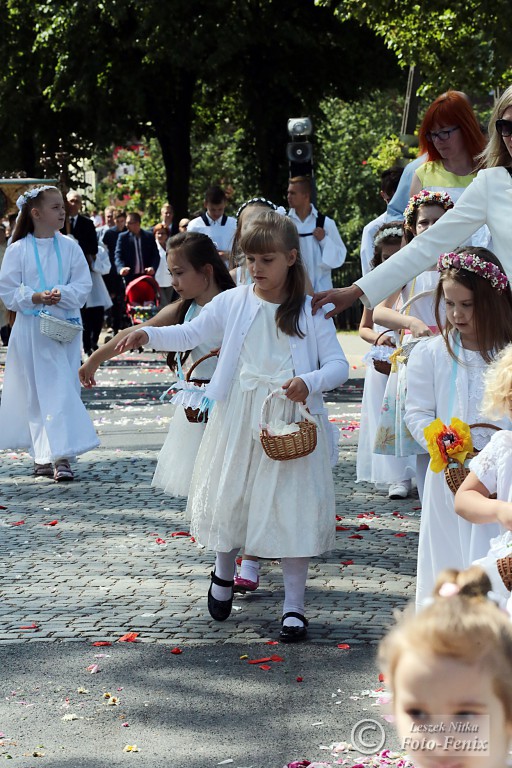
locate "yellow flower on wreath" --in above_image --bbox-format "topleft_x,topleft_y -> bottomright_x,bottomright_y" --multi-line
424,417 -> 473,473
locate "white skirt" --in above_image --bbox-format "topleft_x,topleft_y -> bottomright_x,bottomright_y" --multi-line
0,313 -> 99,462
152,405 -> 206,498
188,384 -> 336,558
356,363 -> 415,487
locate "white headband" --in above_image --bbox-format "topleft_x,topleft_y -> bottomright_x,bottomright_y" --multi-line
374,226 -> 402,247
16,185 -> 59,211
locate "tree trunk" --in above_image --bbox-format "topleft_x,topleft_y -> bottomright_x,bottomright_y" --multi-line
148,73 -> 196,221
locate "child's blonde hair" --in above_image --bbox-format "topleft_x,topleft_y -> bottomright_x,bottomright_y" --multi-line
481,342 -> 512,419
378,566 -> 512,721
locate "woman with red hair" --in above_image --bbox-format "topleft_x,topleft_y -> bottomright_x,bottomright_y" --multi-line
409,91 -> 486,203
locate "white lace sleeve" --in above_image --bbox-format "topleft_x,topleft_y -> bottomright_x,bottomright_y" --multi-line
469,433 -> 502,494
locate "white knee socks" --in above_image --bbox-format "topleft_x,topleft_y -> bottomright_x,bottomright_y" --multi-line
282,557 -> 309,627
211,548 -> 239,601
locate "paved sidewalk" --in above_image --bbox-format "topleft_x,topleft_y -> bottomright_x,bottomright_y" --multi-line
0,344 -> 419,767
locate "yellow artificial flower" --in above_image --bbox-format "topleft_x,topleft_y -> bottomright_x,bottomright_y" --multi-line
424,417 -> 473,473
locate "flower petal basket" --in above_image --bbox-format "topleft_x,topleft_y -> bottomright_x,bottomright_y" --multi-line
260,389 -> 318,462
183,351 -> 218,424
497,556 -> 512,592
39,310 -> 83,344
444,423 -> 501,494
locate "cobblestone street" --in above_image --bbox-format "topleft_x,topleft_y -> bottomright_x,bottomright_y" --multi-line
0,344 -> 420,767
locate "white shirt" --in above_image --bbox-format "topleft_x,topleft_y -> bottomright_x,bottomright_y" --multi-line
288,204 -> 347,292
154,242 -> 172,287
187,212 -> 237,253
360,211 -> 387,276
144,284 -> 348,415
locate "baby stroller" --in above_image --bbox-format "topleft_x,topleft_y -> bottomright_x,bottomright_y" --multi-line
125,275 -> 160,325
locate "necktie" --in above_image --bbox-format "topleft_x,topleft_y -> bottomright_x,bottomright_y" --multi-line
134,236 -> 142,274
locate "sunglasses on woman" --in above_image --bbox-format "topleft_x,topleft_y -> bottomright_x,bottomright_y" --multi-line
496,119 -> 512,137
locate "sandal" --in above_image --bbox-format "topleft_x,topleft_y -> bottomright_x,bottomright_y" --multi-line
34,463 -> 54,477
279,612 -> 309,644
53,460 -> 74,482
207,570 -> 234,622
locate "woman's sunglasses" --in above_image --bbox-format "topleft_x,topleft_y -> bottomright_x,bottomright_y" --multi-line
496,119 -> 512,137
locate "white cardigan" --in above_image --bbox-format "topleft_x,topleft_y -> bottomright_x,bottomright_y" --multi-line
405,335 -> 511,450
144,285 -> 349,415
356,166 -> 512,308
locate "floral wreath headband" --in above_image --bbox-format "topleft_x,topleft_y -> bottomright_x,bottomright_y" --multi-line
15,185 -> 59,212
403,189 -> 454,230
437,251 -> 510,293
373,225 -> 403,247
236,197 -> 286,219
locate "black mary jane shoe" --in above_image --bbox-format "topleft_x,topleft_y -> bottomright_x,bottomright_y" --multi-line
207,570 -> 235,621
279,612 -> 309,643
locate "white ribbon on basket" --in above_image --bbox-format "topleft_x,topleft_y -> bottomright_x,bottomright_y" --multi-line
239,365 -> 294,437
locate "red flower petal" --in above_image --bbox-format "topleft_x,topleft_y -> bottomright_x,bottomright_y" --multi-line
170,647 -> 182,655
10,520 -> 25,526
43,520 -> 58,526
170,531 -> 190,537
248,657 -> 272,664
378,673 -> 385,682
296,677 -> 303,682
336,526 -> 351,531
357,524 -> 370,530
340,560 -> 354,566
394,533 -> 407,537
118,632 -> 139,642
348,534 -> 363,539
0,505 -> 7,510
20,623 -> 38,630
259,664 -> 272,671
337,643 -> 350,649
265,641 -> 279,645
270,655 -> 284,662
92,641 -> 112,647
155,538 -> 166,544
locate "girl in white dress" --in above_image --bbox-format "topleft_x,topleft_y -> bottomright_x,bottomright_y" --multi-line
455,344 -> 512,531
373,190 -> 454,500
357,221 -> 416,494
79,232 -> 235,498
379,565 -> 512,768
0,186 -> 99,481
405,247 -> 512,608
116,211 -> 349,642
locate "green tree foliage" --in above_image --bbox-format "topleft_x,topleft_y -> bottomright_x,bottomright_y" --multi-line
323,0 -> 512,97
315,90 -> 404,265
0,0 -> 402,218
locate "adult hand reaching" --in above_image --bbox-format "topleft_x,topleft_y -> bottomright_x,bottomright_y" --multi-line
311,285 -> 364,319
115,329 -> 150,353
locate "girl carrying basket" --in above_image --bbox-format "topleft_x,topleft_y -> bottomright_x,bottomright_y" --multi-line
0,186 -> 99,481
116,211 -> 348,642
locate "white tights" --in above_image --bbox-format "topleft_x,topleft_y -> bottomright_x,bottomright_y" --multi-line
211,550 -> 310,626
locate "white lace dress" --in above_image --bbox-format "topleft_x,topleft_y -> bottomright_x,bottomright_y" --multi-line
151,303 -> 219,498
416,349 -> 502,608
187,298 -> 335,557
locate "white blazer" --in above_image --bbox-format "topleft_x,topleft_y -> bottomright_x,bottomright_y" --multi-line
144,284 -> 349,415
356,166 -> 512,308
405,334 -> 511,450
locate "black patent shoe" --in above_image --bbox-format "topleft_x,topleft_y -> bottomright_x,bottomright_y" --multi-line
207,570 -> 234,621
279,612 -> 309,643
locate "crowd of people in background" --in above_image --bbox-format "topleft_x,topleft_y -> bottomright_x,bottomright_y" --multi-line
4,85 -> 512,673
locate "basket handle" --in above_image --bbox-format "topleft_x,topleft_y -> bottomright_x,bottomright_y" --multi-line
260,388 -> 318,429
374,329 -> 398,346
185,350 -> 219,383
469,423 -> 502,431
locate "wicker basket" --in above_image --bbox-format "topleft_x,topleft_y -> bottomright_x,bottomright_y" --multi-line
371,330 -> 394,376
39,310 -> 83,344
260,389 -> 318,461
497,555 -> 512,592
444,423 -> 501,494
183,351 -> 218,424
